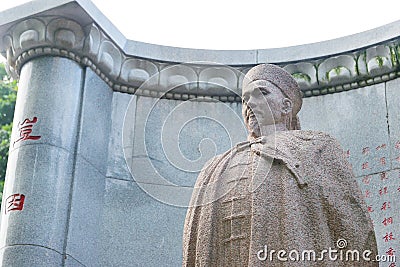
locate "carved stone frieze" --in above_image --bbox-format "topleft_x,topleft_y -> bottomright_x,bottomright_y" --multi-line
2,16 -> 400,101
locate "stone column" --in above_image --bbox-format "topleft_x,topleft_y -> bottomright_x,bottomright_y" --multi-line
0,11 -> 117,265
0,56 -> 84,265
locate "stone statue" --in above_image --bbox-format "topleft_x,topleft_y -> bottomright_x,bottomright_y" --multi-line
182,64 -> 378,266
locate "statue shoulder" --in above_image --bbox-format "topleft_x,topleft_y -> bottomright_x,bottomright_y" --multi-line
302,130 -> 343,148
282,129 -> 334,139
199,141 -> 251,176
274,130 -> 345,155
283,130 -> 341,145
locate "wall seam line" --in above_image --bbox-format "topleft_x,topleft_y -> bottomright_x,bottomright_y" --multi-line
61,65 -> 87,266
0,243 -> 63,255
384,81 -> 392,170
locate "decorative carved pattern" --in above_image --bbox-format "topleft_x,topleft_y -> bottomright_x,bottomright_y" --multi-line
199,66 -> 240,96
2,16 -> 400,101
318,55 -> 357,86
119,58 -> 158,88
159,64 -> 197,92
358,45 -> 397,77
284,62 -> 317,89
2,17 -> 85,78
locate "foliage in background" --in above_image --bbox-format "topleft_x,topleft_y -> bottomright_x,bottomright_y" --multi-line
0,63 -> 17,203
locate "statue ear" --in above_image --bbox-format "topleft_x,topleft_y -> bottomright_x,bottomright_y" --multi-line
282,98 -> 293,114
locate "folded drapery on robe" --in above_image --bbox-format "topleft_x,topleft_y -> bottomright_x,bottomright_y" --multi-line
183,130 -> 377,267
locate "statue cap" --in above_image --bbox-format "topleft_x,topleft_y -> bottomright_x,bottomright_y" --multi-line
242,64 -> 303,115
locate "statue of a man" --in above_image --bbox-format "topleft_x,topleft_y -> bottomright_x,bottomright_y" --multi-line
183,64 -> 377,266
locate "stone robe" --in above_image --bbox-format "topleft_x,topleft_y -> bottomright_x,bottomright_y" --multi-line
183,130 -> 377,266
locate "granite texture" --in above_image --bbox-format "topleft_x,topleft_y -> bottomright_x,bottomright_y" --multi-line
2,1 -> 400,101
65,157 -> 106,267
126,96 -> 246,188
299,83 -> 398,267
75,68 -> 113,173
0,2 -> 397,265
183,64 -> 377,266
64,68 -> 112,266
106,92 -> 134,181
64,256 -> 85,267
130,96 -> 156,158
299,84 -> 390,177
0,144 -> 74,252
100,178 -> 187,267
0,56 -> 85,266
184,131 -> 378,266
11,57 -> 83,153
355,170 -> 400,259
0,144 -> 73,252
0,245 -> 63,267
2,0 -> 400,65
386,78 -> 400,169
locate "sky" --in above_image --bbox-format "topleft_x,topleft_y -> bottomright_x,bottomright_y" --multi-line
0,0 -> 400,51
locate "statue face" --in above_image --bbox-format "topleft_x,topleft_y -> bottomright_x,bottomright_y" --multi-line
242,79 -> 292,137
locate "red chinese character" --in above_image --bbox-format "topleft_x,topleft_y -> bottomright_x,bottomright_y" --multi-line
380,172 -> 388,180
362,162 -> 369,170
396,156 -> 400,163
383,232 -> 396,242
362,147 -> 370,155
380,157 -> 386,165
364,190 -> 371,198
381,202 -> 391,211
13,117 -> 41,146
345,149 -> 350,158
362,175 -> 371,185
367,206 -> 374,212
376,143 -> 387,150
5,194 -> 25,214
382,217 -> 393,226
396,141 -> 400,149
386,247 -> 396,256
379,187 -> 388,196
389,263 -> 397,267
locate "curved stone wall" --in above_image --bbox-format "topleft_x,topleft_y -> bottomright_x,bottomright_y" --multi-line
2,0 -> 400,100
0,1 -> 399,266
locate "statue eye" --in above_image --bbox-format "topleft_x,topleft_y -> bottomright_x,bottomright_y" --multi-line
260,88 -> 270,95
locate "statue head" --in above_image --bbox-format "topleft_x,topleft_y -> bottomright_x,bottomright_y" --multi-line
241,64 -> 302,139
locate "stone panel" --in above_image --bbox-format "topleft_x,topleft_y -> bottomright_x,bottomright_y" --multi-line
76,68 -> 113,173
0,144 -> 74,252
386,78 -> 400,169
11,57 -> 83,152
126,96 -> 246,187
0,245 -> 63,267
64,256 -> 85,267
106,92 -> 134,181
299,84 -> 390,178
100,178 -> 187,267
356,170 -> 400,260
300,83 -> 399,265
64,67 -> 112,266
65,158 -> 106,267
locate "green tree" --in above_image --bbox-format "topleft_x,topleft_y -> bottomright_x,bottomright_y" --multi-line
0,63 -> 18,201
